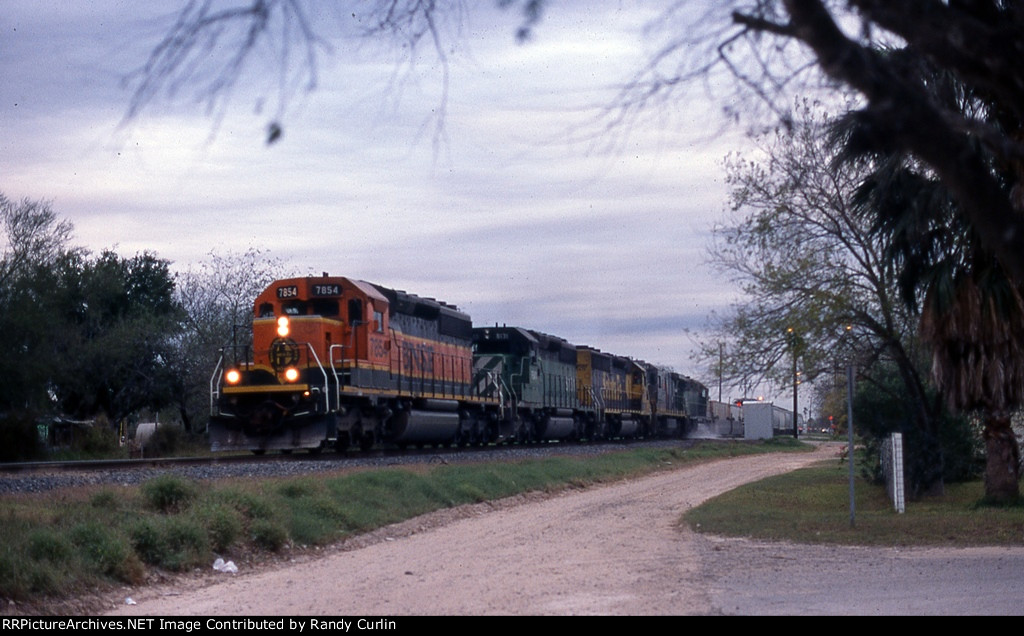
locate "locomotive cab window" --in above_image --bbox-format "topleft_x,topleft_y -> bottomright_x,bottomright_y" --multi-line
348,299 -> 363,326
258,302 -> 274,318
311,299 -> 340,317
283,301 -> 307,315
373,310 -> 384,332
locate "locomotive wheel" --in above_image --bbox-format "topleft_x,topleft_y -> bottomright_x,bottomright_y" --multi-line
334,433 -> 350,452
519,424 -> 533,444
349,425 -> 366,451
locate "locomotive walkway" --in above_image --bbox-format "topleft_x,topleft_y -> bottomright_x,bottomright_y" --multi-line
102,443 -> 1024,615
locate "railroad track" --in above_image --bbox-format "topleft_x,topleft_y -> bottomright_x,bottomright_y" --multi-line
0,438 -> 697,495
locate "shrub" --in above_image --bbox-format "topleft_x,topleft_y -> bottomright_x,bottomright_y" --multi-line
287,510 -> 335,546
90,489 -> 121,511
196,503 -> 243,552
75,424 -> 121,457
212,487 -> 274,521
68,521 -> 144,583
27,529 -> 74,564
141,475 -> 198,513
276,479 -> 317,499
129,519 -> 164,565
854,362 -> 983,497
0,545 -> 72,599
250,519 -> 288,552
146,424 -> 185,457
0,412 -> 44,461
129,516 -> 211,571
159,518 -> 210,571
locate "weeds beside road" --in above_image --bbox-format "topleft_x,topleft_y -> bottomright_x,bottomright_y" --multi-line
3,438 -> 1022,615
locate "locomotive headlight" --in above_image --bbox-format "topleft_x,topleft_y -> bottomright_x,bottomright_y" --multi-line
225,369 -> 242,385
283,367 -> 300,383
276,315 -> 290,337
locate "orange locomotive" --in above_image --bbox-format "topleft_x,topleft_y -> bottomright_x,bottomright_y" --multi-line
209,275 -> 500,453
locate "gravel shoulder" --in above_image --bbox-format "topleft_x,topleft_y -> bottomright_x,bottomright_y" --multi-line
81,442 -> 1024,616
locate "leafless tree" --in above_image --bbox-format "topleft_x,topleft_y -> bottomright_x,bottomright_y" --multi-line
169,247 -> 289,432
0,194 -> 76,289
124,1 -> 538,147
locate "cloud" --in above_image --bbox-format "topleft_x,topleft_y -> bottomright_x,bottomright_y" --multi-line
0,0 -> 746,390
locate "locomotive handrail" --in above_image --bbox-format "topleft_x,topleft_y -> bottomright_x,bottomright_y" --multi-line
209,351 -> 225,417
300,342 -> 331,415
589,386 -> 604,423
211,342 -> 331,414
328,343 -> 346,409
509,357 -> 528,407
492,370 -> 513,419
387,327 -> 403,394
209,344 -> 254,417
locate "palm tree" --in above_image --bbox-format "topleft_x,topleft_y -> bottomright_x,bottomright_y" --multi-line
830,35 -> 1024,501
853,156 -> 1024,502
920,268 -> 1024,501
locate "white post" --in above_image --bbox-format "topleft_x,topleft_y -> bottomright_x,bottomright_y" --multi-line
891,433 -> 906,514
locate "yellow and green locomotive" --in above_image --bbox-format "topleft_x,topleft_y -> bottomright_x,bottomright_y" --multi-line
472,326 -> 581,443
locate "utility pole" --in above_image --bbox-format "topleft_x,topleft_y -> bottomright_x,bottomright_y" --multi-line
787,327 -> 798,438
718,342 -> 723,403
843,324 -> 855,527
847,362 -> 856,527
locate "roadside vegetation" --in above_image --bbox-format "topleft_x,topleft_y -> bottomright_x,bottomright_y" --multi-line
685,451 -> 1024,546
0,194 -> 289,465
0,439 -> 796,609
5,437 -> 1024,614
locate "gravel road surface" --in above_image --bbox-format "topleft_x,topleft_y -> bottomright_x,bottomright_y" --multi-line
97,443 -> 1024,616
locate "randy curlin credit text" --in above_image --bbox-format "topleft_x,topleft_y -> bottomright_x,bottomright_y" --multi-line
2,619 -> 398,632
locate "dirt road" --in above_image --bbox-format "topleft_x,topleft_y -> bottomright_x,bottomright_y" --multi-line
100,443 -> 1024,616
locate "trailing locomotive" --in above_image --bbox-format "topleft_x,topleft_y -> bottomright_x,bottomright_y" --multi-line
208,274 -> 709,453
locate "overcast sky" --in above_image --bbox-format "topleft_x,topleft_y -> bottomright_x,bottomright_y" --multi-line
1,1 -> 754,395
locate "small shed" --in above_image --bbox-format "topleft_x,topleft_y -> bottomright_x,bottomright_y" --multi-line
131,422 -> 160,457
743,402 -> 775,440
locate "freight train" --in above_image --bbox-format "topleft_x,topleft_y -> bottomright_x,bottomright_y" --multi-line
208,274 -> 711,453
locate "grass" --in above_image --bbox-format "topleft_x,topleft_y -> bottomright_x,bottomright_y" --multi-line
684,453 -> 1024,546
3,436 -> 1023,611
0,439 -> 786,606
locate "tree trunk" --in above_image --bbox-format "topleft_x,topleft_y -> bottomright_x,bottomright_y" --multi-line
178,404 -> 193,434
983,414 -> 1020,502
